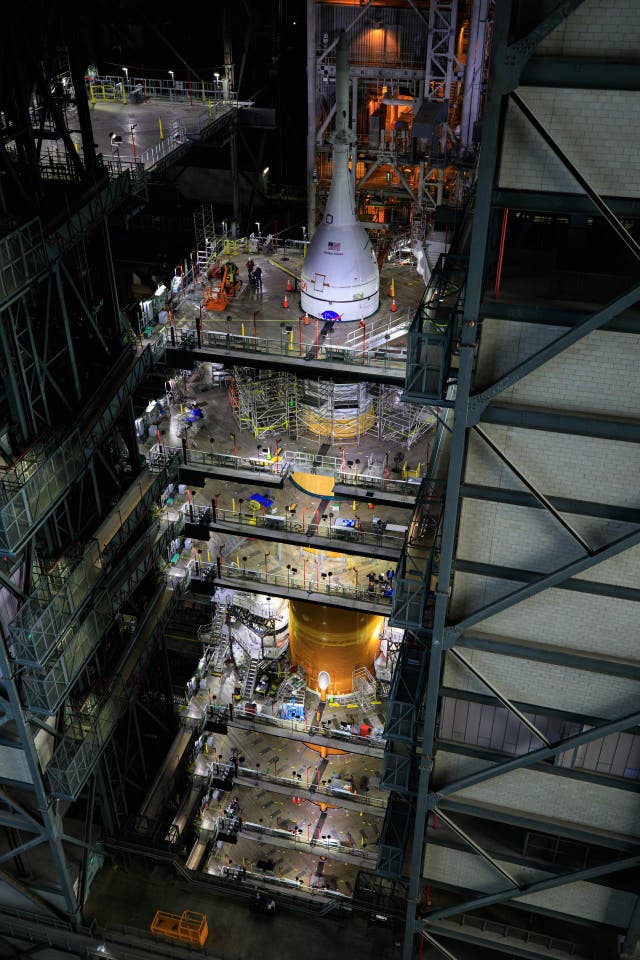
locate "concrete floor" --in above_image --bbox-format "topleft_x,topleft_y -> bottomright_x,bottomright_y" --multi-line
85,859 -> 402,960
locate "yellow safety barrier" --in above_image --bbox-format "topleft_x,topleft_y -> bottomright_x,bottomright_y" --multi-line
401,461 -> 421,479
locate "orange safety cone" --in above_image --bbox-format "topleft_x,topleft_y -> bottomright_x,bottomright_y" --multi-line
286,277 -> 292,292
283,292 -> 289,308
388,277 -> 395,298
391,296 -> 397,312
303,311 -> 310,325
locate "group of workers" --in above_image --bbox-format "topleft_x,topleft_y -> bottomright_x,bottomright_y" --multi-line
245,258 -> 263,291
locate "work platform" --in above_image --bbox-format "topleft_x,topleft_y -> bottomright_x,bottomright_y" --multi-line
164,342 -> 406,386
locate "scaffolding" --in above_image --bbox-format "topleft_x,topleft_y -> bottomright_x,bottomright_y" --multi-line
193,204 -> 221,279
352,665 -> 377,713
373,386 -> 436,449
230,367 -> 295,440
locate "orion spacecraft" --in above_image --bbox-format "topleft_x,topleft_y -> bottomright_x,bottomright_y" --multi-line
300,32 -> 380,322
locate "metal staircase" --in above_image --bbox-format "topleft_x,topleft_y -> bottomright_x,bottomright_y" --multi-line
242,658 -> 261,700
352,666 -> 376,713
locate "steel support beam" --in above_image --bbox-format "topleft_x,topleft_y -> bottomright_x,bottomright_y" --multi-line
455,631 -> 640,681
491,187 -> 640,220
420,932 -> 461,960
469,280 -> 640,420
436,739 -> 640,793
401,8 -> 513,957
420,853 -> 640,926
0,834 -> 46,868
470,426 -> 593,553
480,404 -> 640,442
0,570 -> 26,602
461,482 -> 640,525
440,796 -> 637,852
426,919 -> 585,960
434,808 -> 520,887
428,710 -> 640,804
510,91 -> 640,263
522,56 -> 640,90
449,648 -> 551,745
453,558 -> 640,605
448,526 -> 640,637
501,1 -> 587,91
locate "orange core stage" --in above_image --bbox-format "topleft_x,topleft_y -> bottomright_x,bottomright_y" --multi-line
288,599 -> 383,695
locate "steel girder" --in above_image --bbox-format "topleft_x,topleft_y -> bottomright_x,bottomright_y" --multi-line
455,631 -> 640,681
400,4 -> 515,954
427,711 -> 640,806
480,404 -> 640,442
492,188 -> 640,220
447,525 -> 640,639
395,0 -> 640,952
521,56 -> 640,90
419,852 -> 640,927
469,279 -> 640,422
461,482 -> 640,525
453,558 -> 640,605
439,796 -> 636,853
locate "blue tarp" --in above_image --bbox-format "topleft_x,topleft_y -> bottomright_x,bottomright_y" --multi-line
250,494 -> 274,508
281,703 -> 305,720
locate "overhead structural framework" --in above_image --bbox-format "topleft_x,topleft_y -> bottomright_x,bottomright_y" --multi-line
396,1 -> 640,957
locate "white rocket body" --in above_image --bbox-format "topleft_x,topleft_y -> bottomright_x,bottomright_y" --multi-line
301,34 -> 379,321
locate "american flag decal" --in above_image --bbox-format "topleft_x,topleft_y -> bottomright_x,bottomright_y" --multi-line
327,241 -> 341,251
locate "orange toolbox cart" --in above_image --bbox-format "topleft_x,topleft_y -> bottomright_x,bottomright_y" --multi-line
150,910 -> 208,947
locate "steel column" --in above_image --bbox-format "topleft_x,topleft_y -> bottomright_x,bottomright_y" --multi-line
401,7 -> 513,957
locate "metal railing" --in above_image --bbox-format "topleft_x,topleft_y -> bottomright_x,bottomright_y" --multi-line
211,507 -> 405,554
230,703 -> 386,748
335,470 -> 421,496
149,442 -> 286,477
231,765 -> 387,810
442,914 -> 580,956
148,442 -> 419,495
168,326 -> 407,374
240,820 -> 377,862
85,74 -> 239,107
0,432 -> 85,555
186,559 -> 394,607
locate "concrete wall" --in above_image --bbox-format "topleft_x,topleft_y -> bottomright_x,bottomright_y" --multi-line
433,750 -> 640,838
475,321 -> 640,420
498,88 -> 640,197
423,844 -> 636,928
442,649 -> 640,721
536,0 -> 640,58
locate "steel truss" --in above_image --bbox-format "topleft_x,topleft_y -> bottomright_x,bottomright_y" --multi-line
400,2 -> 640,957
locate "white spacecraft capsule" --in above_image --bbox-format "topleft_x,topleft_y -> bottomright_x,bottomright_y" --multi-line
301,32 -> 380,322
